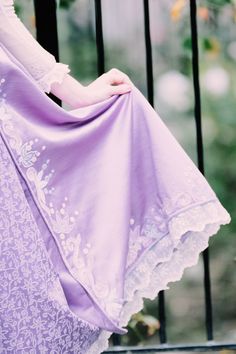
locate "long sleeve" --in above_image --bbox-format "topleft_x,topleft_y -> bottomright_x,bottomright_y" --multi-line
0,0 -> 70,93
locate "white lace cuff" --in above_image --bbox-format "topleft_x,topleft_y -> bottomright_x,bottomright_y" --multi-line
36,62 -> 71,94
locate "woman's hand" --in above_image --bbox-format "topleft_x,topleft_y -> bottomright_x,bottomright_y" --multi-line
50,68 -> 134,109
81,68 -> 134,106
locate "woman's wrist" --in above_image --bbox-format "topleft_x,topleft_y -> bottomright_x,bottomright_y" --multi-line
50,74 -> 86,108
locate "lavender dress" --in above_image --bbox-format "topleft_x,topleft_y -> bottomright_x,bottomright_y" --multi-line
0,43 -> 231,353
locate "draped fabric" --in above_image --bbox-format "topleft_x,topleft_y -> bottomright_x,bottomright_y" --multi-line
0,44 -> 231,353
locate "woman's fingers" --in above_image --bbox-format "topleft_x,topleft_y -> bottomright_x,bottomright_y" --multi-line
105,68 -> 133,86
109,83 -> 132,95
84,68 -> 133,104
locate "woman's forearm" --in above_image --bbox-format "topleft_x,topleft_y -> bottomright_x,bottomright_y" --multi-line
50,68 -> 133,109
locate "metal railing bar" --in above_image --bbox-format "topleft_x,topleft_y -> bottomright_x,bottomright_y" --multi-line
33,0 -> 61,105
143,0 -> 167,342
202,247 -> 213,340
143,0 -> 154,106
144,0 -> 167,344
94,0 -> 105,75
158,291 -> 167,344
189,0 -> 213,341
104,342 -> 236,353
189,0 -> 204,172
94,1 -> 119,344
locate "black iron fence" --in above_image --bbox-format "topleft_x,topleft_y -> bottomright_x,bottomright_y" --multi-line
33,0 -> 236,352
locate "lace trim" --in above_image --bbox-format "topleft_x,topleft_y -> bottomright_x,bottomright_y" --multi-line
86,200 -> 230,354
36,62 -> 71,93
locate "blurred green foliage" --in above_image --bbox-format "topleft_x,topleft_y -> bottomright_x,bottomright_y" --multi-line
59,0 -> 76,9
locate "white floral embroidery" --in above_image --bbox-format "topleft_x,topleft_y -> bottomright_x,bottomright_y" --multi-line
0,134 -> 101,352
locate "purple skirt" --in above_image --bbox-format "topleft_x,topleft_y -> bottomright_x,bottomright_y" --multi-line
0,44 -> 231,353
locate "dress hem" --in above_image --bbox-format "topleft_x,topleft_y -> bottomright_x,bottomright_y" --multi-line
86,199 -> 230,354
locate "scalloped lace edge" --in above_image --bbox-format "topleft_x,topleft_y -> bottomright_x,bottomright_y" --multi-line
86,200 -> 230,354
36,62 -> 71,94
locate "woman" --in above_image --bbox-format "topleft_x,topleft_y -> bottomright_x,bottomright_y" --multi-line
0,1 -> 231,353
